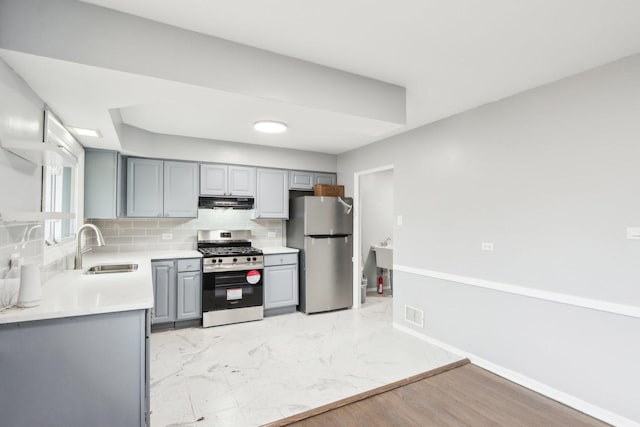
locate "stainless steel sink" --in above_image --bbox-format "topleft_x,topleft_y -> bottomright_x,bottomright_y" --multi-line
85,263 -> 138,275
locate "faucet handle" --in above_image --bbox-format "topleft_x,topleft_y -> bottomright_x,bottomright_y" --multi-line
81,247 -> 93,255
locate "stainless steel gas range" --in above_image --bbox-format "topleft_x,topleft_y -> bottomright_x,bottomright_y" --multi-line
197,230 -> 264,328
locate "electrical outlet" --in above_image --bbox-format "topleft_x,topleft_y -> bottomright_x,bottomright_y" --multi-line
481,242 -> 494,251
161,233 -> 173,240
404,305 -> 424,328
626,227 -> 640,240
267,231 -> 276,238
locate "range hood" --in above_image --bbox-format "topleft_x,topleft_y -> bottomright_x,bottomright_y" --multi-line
198,196 -> 254,210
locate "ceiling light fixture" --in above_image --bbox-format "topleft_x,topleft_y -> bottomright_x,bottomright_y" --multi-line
253,120 -> 287,134
68,126 -> 102,138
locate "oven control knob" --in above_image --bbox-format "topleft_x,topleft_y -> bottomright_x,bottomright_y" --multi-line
252,257 -> 257,261
218,259 -> 223,263
246,257 -> 251,261
233,258 -> 237,262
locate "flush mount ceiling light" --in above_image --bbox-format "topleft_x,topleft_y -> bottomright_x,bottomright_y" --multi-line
67,126 -> 102,138
253,120 -> 287,134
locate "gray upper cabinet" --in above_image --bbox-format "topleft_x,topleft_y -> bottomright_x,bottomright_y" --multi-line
127,158 -> 198,218
85,149 -> 121,218
127,158 -> 164,217
152,260 -> 176,324
289,170 -> 314,190
228,166 -> 256,196
255,168 -> 289,219
201,164 -> 255,196
200,164 -> 227,195
164,161 -> 199,217
289,170 -> 337,190
314,173 -> 337,186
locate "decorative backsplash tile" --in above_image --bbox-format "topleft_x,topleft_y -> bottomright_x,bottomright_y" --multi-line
87,209 -> 285,252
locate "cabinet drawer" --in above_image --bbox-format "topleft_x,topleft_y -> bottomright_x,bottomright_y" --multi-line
264,253 -> 298,266
177,258 -> 201,272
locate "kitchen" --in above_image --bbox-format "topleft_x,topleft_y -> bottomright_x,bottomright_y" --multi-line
1,1 -> 640,426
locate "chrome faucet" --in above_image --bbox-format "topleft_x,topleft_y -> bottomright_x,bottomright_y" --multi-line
381,237 -> 392,247
75,224 -> 106,270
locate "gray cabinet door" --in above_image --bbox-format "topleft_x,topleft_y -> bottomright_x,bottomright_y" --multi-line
200,164 -> 228,195
127,158 -> 164,217
314,173 -> 337,186
264,264 -> 298,309
84,149 -> 118,218
228,166 -> 256,196
164,161 -> 198,217
177,271 -> 202,320
289,170 -> 314,190
152,260 -> 176,324
256,168 -> 289,219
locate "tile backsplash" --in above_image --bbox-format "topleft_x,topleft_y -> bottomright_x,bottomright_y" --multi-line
87,209 -> 285,252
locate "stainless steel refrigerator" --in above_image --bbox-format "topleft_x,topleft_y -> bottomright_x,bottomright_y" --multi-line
287,196 -> 353,314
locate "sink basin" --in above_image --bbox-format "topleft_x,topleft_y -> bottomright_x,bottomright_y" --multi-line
85,263 -> 138,275
371,245 -> 393,269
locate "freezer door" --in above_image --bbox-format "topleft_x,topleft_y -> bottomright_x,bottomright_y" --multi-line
304,196 -> 353,236
303,236 -> 353,313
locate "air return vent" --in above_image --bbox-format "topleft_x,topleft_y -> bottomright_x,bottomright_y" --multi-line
404,305 -> 424,328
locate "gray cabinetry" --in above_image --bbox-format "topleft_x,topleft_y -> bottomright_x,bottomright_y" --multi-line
152,258 -> 202,327
127,158 -> 198,218
314,173 -> 337,186
152,260 -> 176,324
200,164 -> 256,196
289,170 -> 337,190
84,149 -> 125,218
164,161 -> 199,217
127,157 -> 164,217
177,263 -> 202,321
0,310 -> 150,426
255,168 -> 289,219
264,252 -> 299,316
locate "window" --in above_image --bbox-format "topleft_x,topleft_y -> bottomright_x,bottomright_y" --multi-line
42,109 -> 80,245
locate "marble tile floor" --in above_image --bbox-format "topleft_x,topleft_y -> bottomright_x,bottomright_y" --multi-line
150,296 -> 462,427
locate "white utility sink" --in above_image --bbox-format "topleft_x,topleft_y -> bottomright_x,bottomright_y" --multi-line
371,245 -> 393,269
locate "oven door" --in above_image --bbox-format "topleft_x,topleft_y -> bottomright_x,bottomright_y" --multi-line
202,269 -> 263,311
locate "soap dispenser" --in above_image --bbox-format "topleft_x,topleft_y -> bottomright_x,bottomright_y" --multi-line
1,253 -> 22,308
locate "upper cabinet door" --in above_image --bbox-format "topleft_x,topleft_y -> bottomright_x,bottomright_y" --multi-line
256,168 -> 289,219
314,173 -> 337,186
84,149 -> 118,219
289,170 -> 315,190
228,166 -> 256,197
200,164 -> 228,196
164,161 -> 199,218
127,158 -> 163,217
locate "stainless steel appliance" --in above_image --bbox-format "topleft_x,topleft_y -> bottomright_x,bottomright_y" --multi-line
287,196 -> 353,314
198,230 -> 264,327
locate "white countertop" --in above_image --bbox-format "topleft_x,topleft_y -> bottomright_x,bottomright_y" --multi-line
0,250 -> 202,325
259,246 -> 300,255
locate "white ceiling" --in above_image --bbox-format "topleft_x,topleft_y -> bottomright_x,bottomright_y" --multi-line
4,0 -> 640,154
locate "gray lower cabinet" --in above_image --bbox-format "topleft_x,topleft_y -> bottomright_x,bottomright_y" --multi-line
0,309 -> 150,427
152,258 -> 201,327
127,157 -> 199,218
255,168 -> 289,219
264,253 -> 299,316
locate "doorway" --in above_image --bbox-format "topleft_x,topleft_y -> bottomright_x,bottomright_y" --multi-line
352,164 -> 394,309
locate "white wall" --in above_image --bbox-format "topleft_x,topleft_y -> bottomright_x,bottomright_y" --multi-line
338,54 -> 640,424
120,124 -> 337,172
360,169 -> 393,290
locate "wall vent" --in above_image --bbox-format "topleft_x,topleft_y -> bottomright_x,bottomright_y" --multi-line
404,305 -> 424,328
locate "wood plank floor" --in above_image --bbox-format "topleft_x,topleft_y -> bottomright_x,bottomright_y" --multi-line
266,362 -> 608,427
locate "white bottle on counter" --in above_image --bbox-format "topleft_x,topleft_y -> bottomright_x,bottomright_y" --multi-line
1,253 -> 22,308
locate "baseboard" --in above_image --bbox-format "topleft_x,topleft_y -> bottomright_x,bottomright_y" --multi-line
393,322 -> 639,427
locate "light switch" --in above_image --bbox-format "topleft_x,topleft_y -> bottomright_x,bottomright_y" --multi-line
626,227 -> 640,240
397,215 -> 403,226
481,242 -> 494,251
267,232 -> 276,238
